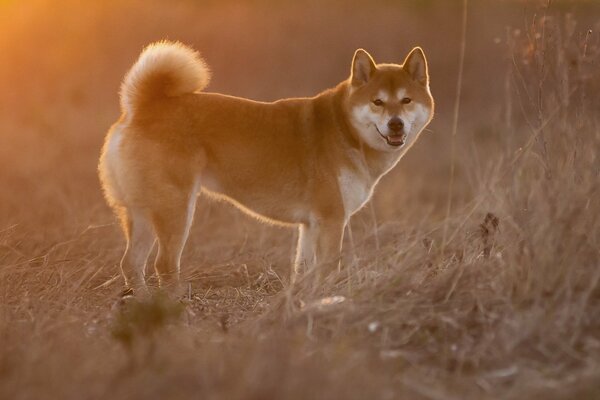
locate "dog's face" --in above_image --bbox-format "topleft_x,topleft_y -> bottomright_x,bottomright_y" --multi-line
346,48 -> 434,152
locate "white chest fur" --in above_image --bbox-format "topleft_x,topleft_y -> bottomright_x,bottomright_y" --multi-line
337,164 -> 374,220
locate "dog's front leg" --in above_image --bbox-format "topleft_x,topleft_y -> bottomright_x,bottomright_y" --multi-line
316,220 -> 345,277
294,223 -> 318,278
293,219 -> 345,283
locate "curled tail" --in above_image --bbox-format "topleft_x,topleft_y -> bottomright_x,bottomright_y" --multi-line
120,41 -> 210,115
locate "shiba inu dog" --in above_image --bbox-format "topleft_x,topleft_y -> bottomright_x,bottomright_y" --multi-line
99,41 -> 434,295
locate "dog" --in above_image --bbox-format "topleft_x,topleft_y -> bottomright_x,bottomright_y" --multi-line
99,41 -> 434,295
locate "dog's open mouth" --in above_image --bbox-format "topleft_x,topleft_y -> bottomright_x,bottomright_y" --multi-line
375,126 -> 406,147
385,134 -> 406,146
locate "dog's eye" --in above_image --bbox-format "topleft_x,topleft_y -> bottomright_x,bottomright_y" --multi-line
401,97 -> 412,104
372,99 -> 384,106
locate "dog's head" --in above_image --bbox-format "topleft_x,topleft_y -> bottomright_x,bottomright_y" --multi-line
345,47 -> 434,152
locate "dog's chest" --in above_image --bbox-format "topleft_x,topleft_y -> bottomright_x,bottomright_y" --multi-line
337,165 -> 373,219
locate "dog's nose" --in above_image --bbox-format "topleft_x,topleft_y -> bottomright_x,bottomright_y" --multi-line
387,117 -> 404,133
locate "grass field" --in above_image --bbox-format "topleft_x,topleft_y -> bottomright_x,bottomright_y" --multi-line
1,1 -> 599,399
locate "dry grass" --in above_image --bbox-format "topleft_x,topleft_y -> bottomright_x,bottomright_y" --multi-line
1,1 -> 599,399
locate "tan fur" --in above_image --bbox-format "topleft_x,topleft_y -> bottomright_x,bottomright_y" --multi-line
98,41 -> 434,294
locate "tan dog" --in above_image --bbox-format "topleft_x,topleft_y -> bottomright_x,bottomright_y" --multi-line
99,41 -> 434,295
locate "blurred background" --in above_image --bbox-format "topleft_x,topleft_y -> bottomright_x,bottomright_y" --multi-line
1,2 -> 599,399
0,0 -> 598,265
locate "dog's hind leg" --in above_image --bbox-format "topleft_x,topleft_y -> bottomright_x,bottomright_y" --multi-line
150,183 -> 198,296
118,207 -> 155,295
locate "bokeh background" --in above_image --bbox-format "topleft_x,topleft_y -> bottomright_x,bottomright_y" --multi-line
1,1 -> 599,399
2,0 -> 596,229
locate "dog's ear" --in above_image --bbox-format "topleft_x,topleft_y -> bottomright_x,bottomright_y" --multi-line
403,47 -> 429,86
351,49 -> 376,86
